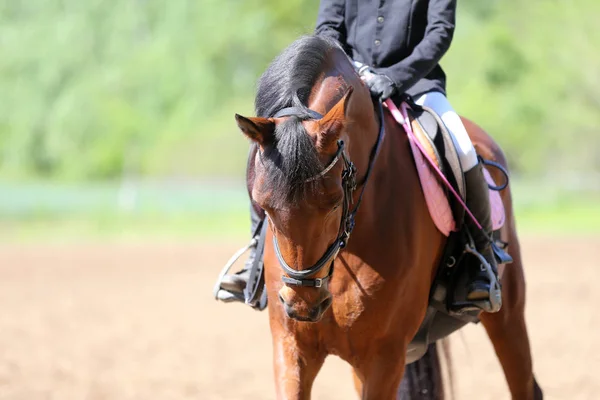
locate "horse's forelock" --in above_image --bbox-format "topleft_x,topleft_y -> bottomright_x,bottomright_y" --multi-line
253,35 -> 344,208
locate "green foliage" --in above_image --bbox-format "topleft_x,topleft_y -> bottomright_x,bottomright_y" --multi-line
0,0 -> 598,180
446,0 -> 600,175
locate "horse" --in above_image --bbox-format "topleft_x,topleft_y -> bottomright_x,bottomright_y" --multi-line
235,35 -> 543,399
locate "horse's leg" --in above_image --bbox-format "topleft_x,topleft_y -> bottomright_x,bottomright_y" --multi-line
479,221 -> 543,400
461,117 -> 543,399
352,370 -> 362,397
271,334 -> 326,400
351,344 -> 407,400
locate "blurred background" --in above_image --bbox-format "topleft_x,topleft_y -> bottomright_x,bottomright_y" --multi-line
1,0 -> 599,399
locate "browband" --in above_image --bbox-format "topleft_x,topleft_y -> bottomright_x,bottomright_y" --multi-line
273,107 -> 324,120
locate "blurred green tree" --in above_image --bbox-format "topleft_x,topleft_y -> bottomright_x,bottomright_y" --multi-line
0,0 -> 597,181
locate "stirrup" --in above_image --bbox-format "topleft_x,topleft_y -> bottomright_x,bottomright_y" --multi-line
213,237 -> 258,302
451,244 -> 502,314
216,288 -> 246,303
213,217 -> 269,311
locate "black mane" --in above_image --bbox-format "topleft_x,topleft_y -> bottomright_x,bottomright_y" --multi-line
254,35 -> 341,208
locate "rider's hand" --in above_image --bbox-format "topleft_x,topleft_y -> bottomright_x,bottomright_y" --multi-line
362,72 -> 397,100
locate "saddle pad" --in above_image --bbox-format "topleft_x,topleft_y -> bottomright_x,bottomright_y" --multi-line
408,137 -> 506,236
407,134 -> 455,236
484,167 -> 506,230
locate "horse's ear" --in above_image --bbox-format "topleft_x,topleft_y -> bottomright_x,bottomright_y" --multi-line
235,114 -> 275,146
316,87 -> 354,152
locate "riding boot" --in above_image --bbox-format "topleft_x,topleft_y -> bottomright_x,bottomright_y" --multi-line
463,160 -> 501,310
218,203 -> 262,298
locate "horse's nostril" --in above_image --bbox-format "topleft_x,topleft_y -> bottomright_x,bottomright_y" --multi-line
278,293 -> 285,304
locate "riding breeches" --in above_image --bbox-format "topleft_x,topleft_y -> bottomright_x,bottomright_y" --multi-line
413,91 -> 478,171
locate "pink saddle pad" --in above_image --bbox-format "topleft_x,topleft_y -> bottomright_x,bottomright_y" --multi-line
407,138 -> 505,236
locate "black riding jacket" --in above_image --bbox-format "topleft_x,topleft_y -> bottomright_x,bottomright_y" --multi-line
315,0 -> 456,97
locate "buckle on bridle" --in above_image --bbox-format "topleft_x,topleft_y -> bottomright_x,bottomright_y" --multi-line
340,143 -> 358,195
343,163 -> 357,191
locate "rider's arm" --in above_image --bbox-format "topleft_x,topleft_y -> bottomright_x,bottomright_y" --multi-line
375,0 -> 456,93
314,0 -> 347,45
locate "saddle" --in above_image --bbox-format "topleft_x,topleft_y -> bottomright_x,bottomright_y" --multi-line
401,100 -> 506,236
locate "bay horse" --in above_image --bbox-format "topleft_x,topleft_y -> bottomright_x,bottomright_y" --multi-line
236,35 -> 542,399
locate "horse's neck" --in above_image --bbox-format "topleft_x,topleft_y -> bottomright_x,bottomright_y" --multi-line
347,110 -> 432,260
309,54 -> 432,252
325,113 -> 440,334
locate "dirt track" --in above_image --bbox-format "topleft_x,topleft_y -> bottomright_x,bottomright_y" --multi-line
0,236 -> 598,399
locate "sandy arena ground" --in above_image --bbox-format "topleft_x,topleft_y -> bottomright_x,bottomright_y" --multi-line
0,235 -> 598,399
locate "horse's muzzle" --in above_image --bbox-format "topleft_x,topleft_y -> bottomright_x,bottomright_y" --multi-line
279,292 -> 332,322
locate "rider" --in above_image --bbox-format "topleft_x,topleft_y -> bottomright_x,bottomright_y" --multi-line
217,0 -> 501,311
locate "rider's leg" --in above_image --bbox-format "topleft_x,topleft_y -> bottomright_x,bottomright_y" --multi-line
414,91 -> 499,307
414,91 -> 478,170
219,202 -> 262,296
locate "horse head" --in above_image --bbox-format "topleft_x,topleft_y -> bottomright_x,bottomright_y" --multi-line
234,36 -> 380,322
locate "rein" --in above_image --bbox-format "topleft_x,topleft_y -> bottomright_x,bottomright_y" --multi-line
270,100 -> 386,288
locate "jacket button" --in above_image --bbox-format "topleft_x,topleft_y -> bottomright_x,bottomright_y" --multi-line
374,39 -> 381,46
377,16 -> 384,23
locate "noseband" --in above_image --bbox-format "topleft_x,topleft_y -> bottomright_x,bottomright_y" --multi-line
270,100 -> 385,288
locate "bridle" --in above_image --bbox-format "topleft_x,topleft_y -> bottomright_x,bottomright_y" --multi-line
269,99 -> 385,288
